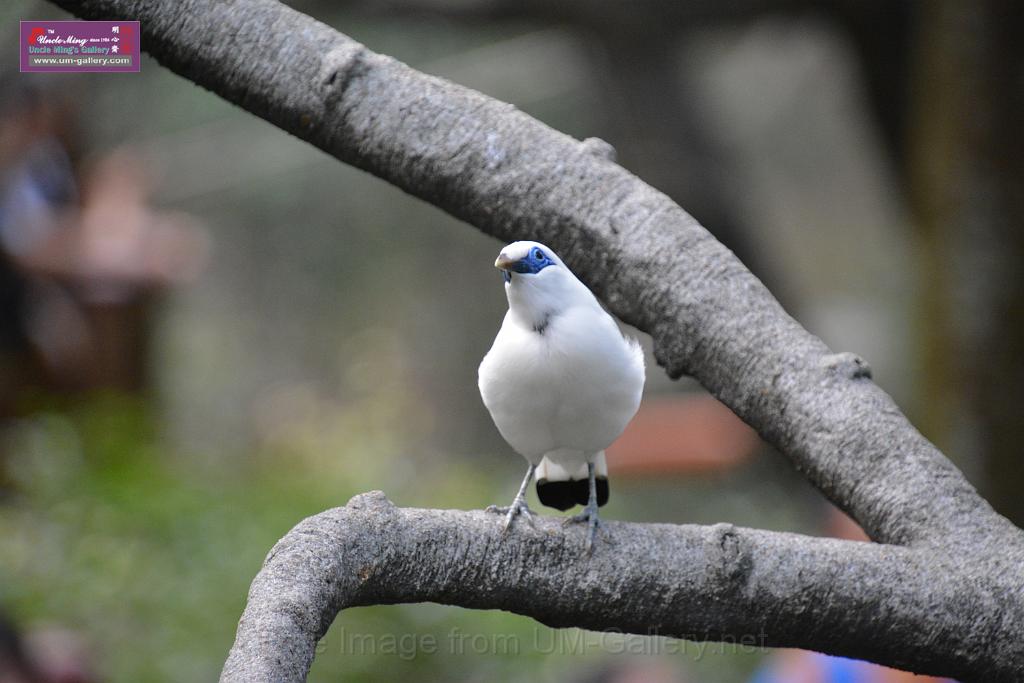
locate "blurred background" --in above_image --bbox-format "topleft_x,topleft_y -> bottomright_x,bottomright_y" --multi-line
0,0 -> 1019,681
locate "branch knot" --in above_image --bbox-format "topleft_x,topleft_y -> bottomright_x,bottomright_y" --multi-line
581,137 -> 617,162
821,352 -> 873,380
319,42 -> 368,100
346,490 -> 395,511
706,523 -> 752,585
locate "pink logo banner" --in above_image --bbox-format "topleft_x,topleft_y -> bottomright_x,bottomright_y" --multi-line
20,20 -> 140,73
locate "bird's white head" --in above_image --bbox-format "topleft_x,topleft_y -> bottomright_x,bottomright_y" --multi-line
493,241 -> 595,330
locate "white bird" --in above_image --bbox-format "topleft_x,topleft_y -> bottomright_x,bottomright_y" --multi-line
478,240 -> 645,552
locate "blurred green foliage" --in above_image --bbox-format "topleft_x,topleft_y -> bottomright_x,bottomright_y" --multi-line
0,396 -> 770,682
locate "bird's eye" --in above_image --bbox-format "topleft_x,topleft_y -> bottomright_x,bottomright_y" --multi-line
533,248 -> 545,260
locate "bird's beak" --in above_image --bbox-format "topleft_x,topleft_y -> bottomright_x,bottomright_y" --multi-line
494,253 -> 517,271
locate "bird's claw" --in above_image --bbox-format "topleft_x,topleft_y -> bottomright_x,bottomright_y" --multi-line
486,498 -> 535,533
562,503 -> 610,554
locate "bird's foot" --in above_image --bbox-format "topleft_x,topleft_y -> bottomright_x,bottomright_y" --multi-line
562,502 -> 609,554
486,497 -> 535,533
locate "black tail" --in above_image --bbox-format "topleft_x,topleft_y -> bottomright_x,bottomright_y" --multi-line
536,477 -> 609,511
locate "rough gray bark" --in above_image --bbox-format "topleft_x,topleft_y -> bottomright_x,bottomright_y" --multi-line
221,491 -> 1016,682
46,0 -> 1024,681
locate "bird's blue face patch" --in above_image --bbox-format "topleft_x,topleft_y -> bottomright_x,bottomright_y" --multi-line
504,246 -> 555,283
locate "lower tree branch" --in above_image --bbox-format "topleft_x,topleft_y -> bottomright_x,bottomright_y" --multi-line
43,0 -> 1024,680
221,492 -> 1022,682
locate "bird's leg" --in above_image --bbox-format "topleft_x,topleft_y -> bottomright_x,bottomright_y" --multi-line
486,463 -> 536,533
562,462 -> 605,554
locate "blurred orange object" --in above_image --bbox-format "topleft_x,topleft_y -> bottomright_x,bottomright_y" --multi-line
11,147 -> 208,393
22,147 -> 208,298
607,393 -> 760,476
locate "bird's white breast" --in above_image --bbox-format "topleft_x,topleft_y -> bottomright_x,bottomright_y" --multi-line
478,302 -> 644,463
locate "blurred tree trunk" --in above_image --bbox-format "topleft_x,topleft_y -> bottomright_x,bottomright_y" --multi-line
909,0 -> 1024,525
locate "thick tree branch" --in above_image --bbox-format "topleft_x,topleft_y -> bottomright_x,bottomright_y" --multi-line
222,492 -> 1019,682
45,0 -> 1024,680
